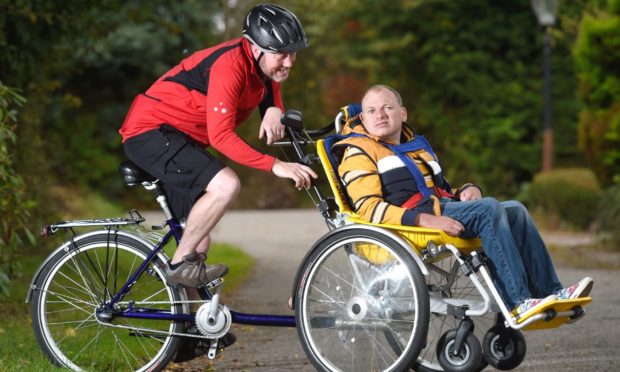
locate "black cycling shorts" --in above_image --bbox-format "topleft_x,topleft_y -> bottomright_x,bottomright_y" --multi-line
123,125 -> 225,219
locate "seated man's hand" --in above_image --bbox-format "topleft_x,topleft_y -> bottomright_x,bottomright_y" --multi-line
272,159 -> 318,190
459,186 -> 482,201
416,213 -> 465,237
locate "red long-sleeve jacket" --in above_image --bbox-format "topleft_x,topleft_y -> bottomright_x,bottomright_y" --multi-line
119,37 -> 283,171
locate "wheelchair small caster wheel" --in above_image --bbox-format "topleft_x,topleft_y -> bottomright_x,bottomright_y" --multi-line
482,325 -> 526,370
436,329 -> 483,372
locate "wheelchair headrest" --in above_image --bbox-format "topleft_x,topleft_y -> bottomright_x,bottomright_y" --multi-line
341,104 -> 362,121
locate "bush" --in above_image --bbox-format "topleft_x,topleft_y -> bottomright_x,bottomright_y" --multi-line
0,82 -> 35,295
527,168 -> 602,230
596,185 -> 620,249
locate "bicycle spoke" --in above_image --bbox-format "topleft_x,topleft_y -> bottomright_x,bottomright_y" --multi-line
298,231 -> 428,372
43,289 -> 97,313
31,234 -> 184,371
56,263 -> 101,303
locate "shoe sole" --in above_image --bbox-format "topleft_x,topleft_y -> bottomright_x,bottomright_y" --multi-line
165,276 -> 225,289
569,278 -> 593,300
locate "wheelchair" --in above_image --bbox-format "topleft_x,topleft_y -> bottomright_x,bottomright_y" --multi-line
286,106 -> 592,372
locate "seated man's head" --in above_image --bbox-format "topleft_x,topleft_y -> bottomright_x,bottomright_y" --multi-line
360,85 -> 407,143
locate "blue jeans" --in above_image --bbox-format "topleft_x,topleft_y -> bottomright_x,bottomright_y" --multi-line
441,197 -> 563,308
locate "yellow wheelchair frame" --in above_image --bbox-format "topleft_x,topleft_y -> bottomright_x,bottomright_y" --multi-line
283,108 -> 591,372
310,129 -> 591,370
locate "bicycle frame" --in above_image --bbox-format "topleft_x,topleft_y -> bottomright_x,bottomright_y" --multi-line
55,216 -> 298,328
27,113 -> 341,343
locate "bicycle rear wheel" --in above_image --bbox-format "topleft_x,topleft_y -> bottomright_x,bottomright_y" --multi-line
30,231 -> 185,371
295,228 -> 429,372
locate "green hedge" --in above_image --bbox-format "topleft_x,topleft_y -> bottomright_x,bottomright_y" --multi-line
527,168 -> 602,230
0,82 -> 35,295
597,185 -> 620,248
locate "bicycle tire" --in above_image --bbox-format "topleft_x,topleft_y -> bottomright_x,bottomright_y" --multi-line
295,228 -> 429,372
30,231 -> 185,371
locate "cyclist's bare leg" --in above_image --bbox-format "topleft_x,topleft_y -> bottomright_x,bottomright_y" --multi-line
195,234 -> 210,255
171,167 -> 240,264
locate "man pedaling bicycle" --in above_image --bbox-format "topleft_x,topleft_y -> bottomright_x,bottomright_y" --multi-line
335,84 -> 594,321
119,3 -> 317,290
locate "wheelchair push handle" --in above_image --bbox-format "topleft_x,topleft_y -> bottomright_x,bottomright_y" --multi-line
279,110 -> 339,220
281,109 -> 304,131
279,109 -> 335,143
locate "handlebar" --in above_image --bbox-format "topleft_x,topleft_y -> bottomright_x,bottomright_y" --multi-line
274,109 -> 340,148
273,122 -> 335,146
274,109 -> 343,221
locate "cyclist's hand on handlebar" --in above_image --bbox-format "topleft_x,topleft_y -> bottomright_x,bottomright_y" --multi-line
259,107 -> 286,145
272,159 -> 318,190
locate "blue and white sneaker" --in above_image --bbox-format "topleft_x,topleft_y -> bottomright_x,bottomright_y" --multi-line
512,294 -> 558,319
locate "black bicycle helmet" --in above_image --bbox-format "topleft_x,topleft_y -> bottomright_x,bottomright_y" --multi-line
243,3 -> 308,53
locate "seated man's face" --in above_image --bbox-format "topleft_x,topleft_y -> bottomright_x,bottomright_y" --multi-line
360,88 -> 407,143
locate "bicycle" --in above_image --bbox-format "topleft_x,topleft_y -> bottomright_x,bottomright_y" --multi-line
27,108 -> 591,372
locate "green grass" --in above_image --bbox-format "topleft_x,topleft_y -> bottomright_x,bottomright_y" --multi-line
0,254 -> 65,371
0,238 -> 252,371
50,185 -> 127,220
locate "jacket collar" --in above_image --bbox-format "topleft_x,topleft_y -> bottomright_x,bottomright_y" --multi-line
241,38 -> 267,83
341,115 -> 415,144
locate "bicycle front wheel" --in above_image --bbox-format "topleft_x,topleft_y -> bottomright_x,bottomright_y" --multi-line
295,227 -> 429,372
30,231 -> 185,371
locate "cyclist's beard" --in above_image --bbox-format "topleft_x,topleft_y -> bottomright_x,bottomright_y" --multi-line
259,58 -> 290,83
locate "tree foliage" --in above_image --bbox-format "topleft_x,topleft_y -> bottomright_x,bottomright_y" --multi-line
0,0 -> 617,218
1,0 -> 222,210
574,0 -> 620,186
0,82 -> 35,295
296,0 -> 588,197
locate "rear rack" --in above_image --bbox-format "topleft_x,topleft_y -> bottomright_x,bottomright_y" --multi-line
41,209 -> 145,238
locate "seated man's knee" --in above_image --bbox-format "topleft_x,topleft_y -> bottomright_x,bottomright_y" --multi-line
207,168 -> 241,202
503,200 -> 527,211
503,200 -> 530,221
478,196 -> 502,214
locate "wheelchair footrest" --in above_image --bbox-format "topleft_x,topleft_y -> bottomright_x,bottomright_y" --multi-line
519,297 -> 592,331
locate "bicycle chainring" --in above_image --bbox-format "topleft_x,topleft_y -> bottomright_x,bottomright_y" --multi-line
195,300 -> 231,339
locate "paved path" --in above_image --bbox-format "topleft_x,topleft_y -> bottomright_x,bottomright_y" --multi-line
150,209 -> 620,372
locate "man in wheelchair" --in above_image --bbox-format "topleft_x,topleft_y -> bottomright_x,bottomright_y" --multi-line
335,84 -> 593,320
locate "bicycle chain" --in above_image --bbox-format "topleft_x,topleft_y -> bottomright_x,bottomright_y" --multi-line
96,299 -> 221,339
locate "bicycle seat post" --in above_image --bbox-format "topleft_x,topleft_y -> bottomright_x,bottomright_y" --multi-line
155,193 -> 174,221
142,181 -> 174,221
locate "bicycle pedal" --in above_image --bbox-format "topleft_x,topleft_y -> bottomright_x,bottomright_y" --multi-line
204,277 -> 224,290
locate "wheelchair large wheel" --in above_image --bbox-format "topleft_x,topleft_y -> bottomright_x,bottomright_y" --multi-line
30,232 -> 185,371
414,253 -> 496,371
295,228 -> 430,371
